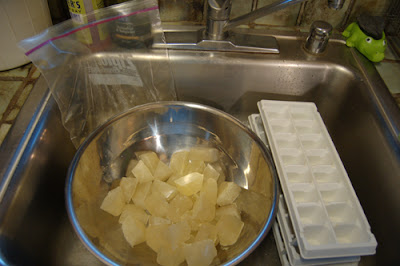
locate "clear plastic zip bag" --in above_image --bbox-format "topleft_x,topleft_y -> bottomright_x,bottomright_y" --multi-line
19,0 -> 176,147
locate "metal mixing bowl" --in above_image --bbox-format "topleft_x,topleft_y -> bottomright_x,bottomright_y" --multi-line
66,102 -> 279,265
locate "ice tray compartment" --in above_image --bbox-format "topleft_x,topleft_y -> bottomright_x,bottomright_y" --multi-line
289,185 -> 319,203
275,133 -> 301,149
303,225 -> 336,246
280,148 -> 306,165
297,204 -> 327,226
299,134 -> 326,150
326,202 -> 359,224
334,224 -> 371,244
270,119 -> 296,133
312,165 -> 340,183
294,120 -> 320,134
285,165 -> 312,183
257,100 -> 377,259
320,186 -> 350,203
305,149 -> 333,166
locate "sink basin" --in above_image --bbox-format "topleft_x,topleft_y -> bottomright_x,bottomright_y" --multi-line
1,27 -> 399,265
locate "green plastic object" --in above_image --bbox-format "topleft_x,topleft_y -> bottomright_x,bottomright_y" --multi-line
342,22 -> 387,63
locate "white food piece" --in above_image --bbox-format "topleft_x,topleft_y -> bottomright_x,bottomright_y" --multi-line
125,159 -> 138,177
169,150 -> 189,175
138,151 -> 160,175
184,160 -> 205,175
184,239 -> 217,266
201,178 -> 218,204
217,181 -> 242,206
148,216 -> 172,226
131,160 -> 154,183
152,179 -> 177,201
215,203 -> 240,220
100,187 -> 126,216
203,164 -> 220,182
132,181 -> 152,209
216,214 -> 244,246
188,147 -> 219,163
157,245 -> 185,266
167,221 -> 191,249
119,204 -> 149,225
174,172 -> 204,196
167,194 -> 193,222
195,223 -> 218,244
144,192 -> 169,218
192,178 -> 217,221
121,216 -> 146,247
146,224 -> 169,252
119,177 -> 138,203
167,174 -> 182,187
154,160 -> 173,181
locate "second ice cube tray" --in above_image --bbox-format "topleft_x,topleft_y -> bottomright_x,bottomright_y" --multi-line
257,100 -> 377,259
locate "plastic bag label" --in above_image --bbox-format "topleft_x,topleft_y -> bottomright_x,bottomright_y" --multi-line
89,73 -> 143,86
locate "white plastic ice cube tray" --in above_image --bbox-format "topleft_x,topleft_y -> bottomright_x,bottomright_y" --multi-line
257,100 -> 377,259
249,115 -> 360,265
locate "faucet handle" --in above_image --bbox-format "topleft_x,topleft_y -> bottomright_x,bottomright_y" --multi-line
304,21 -> 333,54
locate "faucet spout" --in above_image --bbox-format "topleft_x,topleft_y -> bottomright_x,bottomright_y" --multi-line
205,0 -> 345,40
225,0 -> 305,31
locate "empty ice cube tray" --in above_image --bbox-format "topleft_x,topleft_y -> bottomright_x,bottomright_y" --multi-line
249,117 -> 361,266
257,100 -> 377,259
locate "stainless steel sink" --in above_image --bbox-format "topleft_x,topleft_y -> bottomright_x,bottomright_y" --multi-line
1,27 -> 399,265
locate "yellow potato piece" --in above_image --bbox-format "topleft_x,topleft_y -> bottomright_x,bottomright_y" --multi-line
192,178 -> 217,222
216,214 -> 244,246
215,203 -> 240,220
188,147 -> 219,163
184,160 -> 205,175
138,151 -> 160,175
132,160 -> 154,183
203,164 -> 220,182
217,181 -> 242,206
119,177 -> 138,203
167,221 -> 191,249
152,179 -> 177,201
154,160 -> 173,181
184,239 -> 217,266
144,192 -> 169,218
157,245 -> 185,266
195,223 -> 218,245
121,216 -> 146,247
148,216 -> 172,225
119,204 -> 149,225
169,150 -> 189,175
167,194 -> 193,222
100,187 -> 126,216
167,174 -> 182,187
146,224 -> 169,252
174,172 -> 204,196
125,159 -> 138,177
202,178 -> 217,204
132,181 -> 152,209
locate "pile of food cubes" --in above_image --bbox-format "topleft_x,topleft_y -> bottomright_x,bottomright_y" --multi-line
100,148 -> 244,266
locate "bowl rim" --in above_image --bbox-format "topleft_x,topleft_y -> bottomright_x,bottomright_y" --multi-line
65,101 -> 280,266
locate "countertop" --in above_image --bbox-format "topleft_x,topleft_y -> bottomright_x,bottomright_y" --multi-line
0,49 -> 399,148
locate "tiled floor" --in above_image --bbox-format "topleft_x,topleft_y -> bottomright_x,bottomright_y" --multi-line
0,63 -> 41,145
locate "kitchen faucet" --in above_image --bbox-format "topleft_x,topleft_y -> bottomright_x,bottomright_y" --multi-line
206,0 -> 345,40
155,0 -> 344,53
